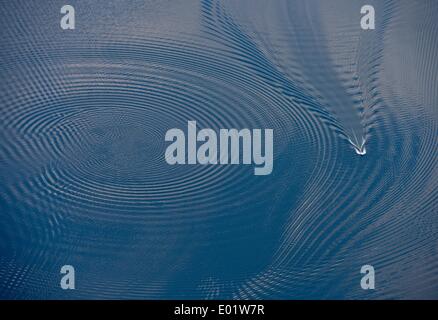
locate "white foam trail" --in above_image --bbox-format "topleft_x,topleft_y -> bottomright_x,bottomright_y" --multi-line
348,134 -> 366,156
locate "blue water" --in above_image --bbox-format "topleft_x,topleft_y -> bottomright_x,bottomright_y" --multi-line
0,0 -> 437,299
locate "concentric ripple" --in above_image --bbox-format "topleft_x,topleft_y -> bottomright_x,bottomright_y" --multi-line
0,0 -> 437,299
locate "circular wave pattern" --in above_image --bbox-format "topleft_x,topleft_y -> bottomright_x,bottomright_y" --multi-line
0,0 -> 437,299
